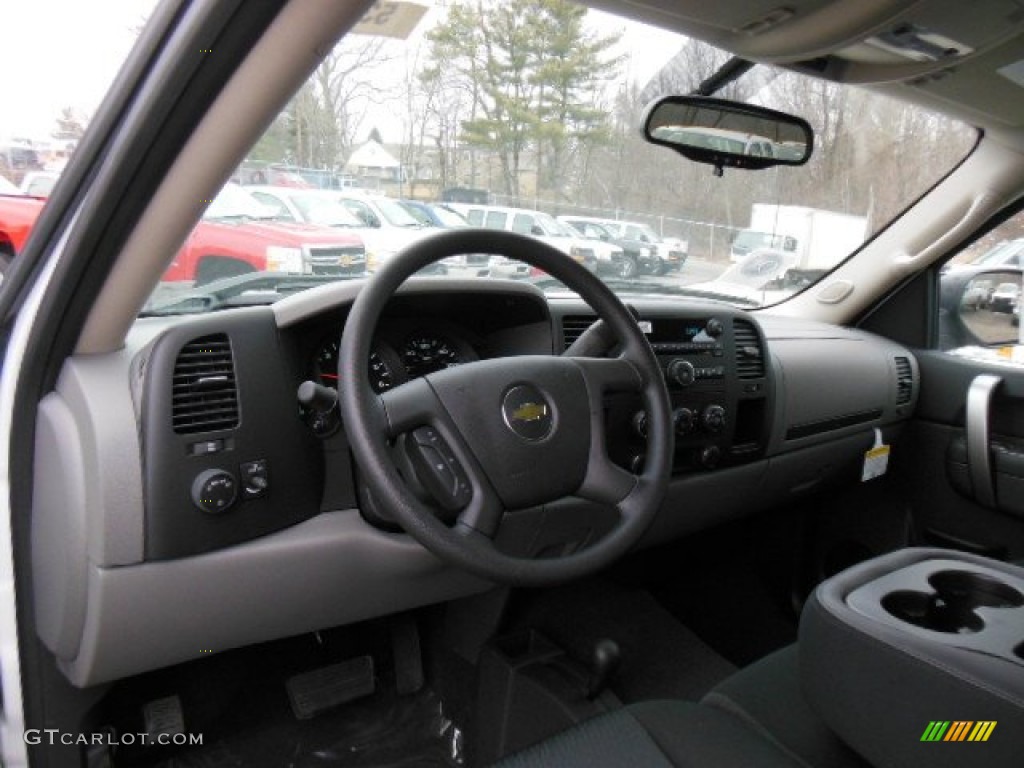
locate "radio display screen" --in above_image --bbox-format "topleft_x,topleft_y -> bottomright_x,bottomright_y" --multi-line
644,319 -> 715,344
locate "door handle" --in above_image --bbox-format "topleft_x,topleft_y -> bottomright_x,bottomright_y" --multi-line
965,374 -> 1001,508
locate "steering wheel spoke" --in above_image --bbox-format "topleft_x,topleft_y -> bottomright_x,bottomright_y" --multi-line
378,377 -> 442,437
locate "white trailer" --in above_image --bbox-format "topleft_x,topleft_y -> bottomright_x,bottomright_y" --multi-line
730,204 -> 867,270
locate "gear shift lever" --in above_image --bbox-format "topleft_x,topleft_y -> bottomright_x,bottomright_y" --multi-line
585,639 -> 621,700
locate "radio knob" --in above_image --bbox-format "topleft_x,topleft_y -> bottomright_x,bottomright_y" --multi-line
673,407 -> 695,436
667,359 -> 696,387
632,411 -> 648,438
705,317 -> 724,338
702,404 -> 726,434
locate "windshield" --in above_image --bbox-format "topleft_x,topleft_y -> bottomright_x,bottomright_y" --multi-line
128,0 -> 974,314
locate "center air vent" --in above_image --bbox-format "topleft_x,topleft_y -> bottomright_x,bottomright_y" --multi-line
734,320 -> 765,379
562,315 -> 596,350
172,334 -> 240,434
895,356 -> 913,405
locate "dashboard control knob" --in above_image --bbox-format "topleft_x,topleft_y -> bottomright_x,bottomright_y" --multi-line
191,469 -> 238,514
667,359 -> 696,387
629,454 -> 646,474
673,407 -> 695,436
632,411 -> 648,438
702,404 -> 726,434
705,317 -> 724,337
699,445 -> 722,469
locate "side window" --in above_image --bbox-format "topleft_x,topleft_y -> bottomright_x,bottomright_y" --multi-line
465,209 -> 484,226
250,192 -> 293,220
511,214 -> 533,234
940,214 -> 1024,353
484,211 -> 508,230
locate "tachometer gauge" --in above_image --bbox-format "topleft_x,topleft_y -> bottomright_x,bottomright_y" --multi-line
402,333 -> 462,377
315,337 -> 397,394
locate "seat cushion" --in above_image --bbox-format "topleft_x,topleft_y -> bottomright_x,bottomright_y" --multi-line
493,700 -> 804,768
702,646 -> 869,768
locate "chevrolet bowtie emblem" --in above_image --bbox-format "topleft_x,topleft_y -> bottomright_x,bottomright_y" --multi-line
511,402 -> 548,422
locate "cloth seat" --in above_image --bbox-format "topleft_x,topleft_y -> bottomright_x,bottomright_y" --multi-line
493,699 -> 806,768
702,646 -> 869,768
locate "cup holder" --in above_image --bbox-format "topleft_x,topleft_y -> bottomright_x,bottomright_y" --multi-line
928,570 -> 1024,609
880,570 -> 1023,635
882,590 -> 984,634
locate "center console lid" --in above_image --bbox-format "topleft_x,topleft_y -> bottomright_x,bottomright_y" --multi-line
800,548 -> 1024,768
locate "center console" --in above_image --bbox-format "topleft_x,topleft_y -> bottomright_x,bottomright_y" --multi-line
585,310 -> 771,475
800,548 -> 1024,768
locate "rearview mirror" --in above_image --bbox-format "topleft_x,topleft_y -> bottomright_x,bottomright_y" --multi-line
643,96 -> 813,172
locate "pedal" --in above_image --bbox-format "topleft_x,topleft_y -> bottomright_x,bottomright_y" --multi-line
285,655 -> 375,720
144,694 -> 186,740
391,614 -> 425,696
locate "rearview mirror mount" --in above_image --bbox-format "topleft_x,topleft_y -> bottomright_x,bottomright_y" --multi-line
642,95 -> 813,175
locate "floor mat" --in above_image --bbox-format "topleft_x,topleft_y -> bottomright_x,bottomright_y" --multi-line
99,627 -> 465,768
507,579 -> 736,703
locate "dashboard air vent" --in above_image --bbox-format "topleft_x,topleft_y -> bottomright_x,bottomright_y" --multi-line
734,320 -> 765,379
562,315 -> 597,350
172,334 -> 240,434
895,356 -> 913,405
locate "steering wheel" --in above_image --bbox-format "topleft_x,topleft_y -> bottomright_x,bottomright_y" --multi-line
338,229 -> 672,586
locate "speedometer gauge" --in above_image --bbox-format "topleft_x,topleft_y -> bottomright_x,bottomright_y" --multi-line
315,337 -> 397,394
402,333 -> 462,377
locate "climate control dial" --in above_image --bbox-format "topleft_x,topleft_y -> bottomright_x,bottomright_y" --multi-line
702,404 -> 726,434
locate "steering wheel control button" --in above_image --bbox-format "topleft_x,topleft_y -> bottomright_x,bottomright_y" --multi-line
632,410 -> 648,438
501,384 -> 554,441
191,469 -> 238,513
409,428 -> 471,511
240,459 -> 270,499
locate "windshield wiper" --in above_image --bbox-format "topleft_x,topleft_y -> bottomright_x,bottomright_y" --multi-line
140,272 -> 363,316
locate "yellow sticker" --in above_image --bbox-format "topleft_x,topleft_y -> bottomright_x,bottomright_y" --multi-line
353,1 -> 429,40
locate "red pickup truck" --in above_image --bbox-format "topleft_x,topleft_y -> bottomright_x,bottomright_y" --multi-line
0,191 -> 46,275
163,183 -> 366,284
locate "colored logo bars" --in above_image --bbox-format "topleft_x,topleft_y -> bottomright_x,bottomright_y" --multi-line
920,721 -> 996,742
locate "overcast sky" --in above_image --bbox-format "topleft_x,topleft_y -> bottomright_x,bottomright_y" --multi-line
0,0 -> 683,145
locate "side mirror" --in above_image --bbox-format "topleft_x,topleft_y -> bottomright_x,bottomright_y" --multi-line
643,95 -> 813,172
530,225 -> 544,236
783,237 -> 797,252
940,267 -> 1023,350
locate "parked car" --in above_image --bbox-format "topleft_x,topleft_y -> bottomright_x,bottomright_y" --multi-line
989,281 -> 1021,313
559,214 -> 684,275
448,203 -> 597,273
323,190 -> 439,272
961,278 -> 995,310
0,190 -> 45,278
558,216 -> 650,277
557,218 -> 626,274
397,200 -> 470,229
18,171 -> 60,198
162,183 -> 366,284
